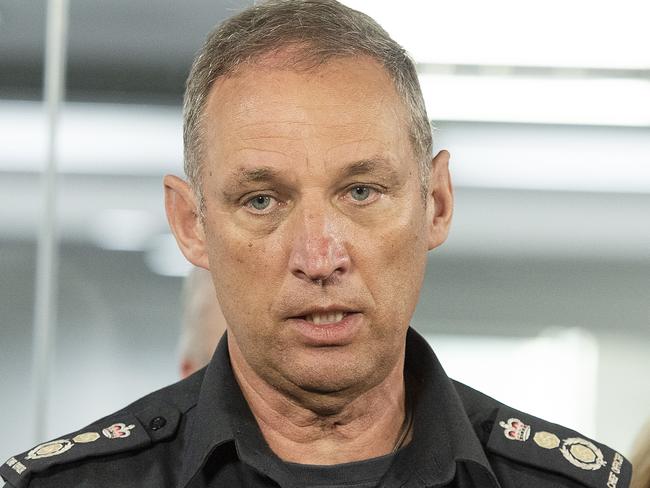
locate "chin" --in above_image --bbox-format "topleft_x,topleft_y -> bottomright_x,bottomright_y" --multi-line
284,350 -> 392,398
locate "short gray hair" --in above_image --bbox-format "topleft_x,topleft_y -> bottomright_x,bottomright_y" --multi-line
183,0 -> 433,205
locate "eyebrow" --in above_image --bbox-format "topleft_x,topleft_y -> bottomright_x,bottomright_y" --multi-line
232,166 -> 283,185
220,166 -> 292,202
339,158 -> 396,179
339,157 -> 402,187
224,156 -> 401,193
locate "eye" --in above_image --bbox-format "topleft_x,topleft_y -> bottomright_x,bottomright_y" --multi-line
349,186 -> 373,201
245,195 -> 275,213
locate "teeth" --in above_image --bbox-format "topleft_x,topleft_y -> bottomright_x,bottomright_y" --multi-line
305,312 -> 345,325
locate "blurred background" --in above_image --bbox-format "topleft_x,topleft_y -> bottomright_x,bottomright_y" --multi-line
1,0 -> 649,471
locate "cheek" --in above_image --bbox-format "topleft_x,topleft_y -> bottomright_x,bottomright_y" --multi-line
361,210 -> 428,321
376,201 -> 428,268
207,224 -> 284,319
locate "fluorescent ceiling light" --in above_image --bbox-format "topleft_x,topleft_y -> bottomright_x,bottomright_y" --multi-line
0,100 -> 183,174
342,0 -> 650,69
1,100 -> 649,194
420,74 -> 650,126
435,122 -> 650,193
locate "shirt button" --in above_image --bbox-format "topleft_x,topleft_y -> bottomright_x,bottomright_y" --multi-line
149,416 -> 167,431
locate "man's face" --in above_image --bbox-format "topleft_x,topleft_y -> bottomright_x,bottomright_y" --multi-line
199,56 -> 436,401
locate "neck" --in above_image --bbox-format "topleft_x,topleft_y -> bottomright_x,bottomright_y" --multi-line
228,338 -> 409,465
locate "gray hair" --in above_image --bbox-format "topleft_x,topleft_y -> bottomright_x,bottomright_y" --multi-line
183,0 -> 433,206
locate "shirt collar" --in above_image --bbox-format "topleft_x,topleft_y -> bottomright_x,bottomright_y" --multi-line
391,327 -> 499,487
180,328 -> 499,487
179,334 -> 239,487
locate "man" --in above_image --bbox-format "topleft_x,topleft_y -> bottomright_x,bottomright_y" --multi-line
1,1 -> 632,487
178,267 -> 228,378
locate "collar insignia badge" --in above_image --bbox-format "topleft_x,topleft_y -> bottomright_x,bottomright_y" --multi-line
499,418 -> 531,442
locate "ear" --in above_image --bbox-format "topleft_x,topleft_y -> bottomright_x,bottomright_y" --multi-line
425,150 -> 454,250
163,175 -> 210,269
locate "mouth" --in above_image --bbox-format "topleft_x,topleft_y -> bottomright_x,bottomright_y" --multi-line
288,309 -> 363,345
302,311 -> 349,325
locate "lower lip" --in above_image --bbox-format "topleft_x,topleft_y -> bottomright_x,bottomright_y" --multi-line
289,313 -> 363,346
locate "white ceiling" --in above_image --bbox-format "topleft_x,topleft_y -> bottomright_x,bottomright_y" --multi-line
343,0 -> 650,69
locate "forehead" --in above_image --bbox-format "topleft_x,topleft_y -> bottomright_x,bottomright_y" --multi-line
202,56 -> 412,168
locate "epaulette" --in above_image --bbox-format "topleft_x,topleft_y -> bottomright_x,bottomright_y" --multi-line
487,404 -> 632,488
0,398 -> 181,488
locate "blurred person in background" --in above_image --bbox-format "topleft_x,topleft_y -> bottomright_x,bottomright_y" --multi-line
178,267 -> 227,379
631,419 -> 650,488
1,1 -> 633,487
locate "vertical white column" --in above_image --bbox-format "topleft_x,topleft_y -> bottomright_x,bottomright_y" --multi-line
32,0 -> 69,443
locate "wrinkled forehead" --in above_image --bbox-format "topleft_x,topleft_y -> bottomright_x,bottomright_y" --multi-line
203,55 -> 411,153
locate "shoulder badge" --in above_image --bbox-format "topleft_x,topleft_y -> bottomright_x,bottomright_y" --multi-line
499,418 -> 531,442
102,423 -> 136,439
25,439 -> 74,460
487,405 -> 631,488
0,401 -> 180,488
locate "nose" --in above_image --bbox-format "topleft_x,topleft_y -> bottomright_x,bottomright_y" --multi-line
288,204 -> 351,285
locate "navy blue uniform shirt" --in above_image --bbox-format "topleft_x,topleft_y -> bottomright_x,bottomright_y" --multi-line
1,328 -> 632,487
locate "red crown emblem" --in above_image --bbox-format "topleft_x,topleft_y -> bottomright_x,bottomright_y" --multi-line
499,418 -> 531,442
102,423 -> 135,439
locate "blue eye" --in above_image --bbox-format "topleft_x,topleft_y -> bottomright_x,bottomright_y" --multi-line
249,195 -> 272,211
350,186 -> 371,201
